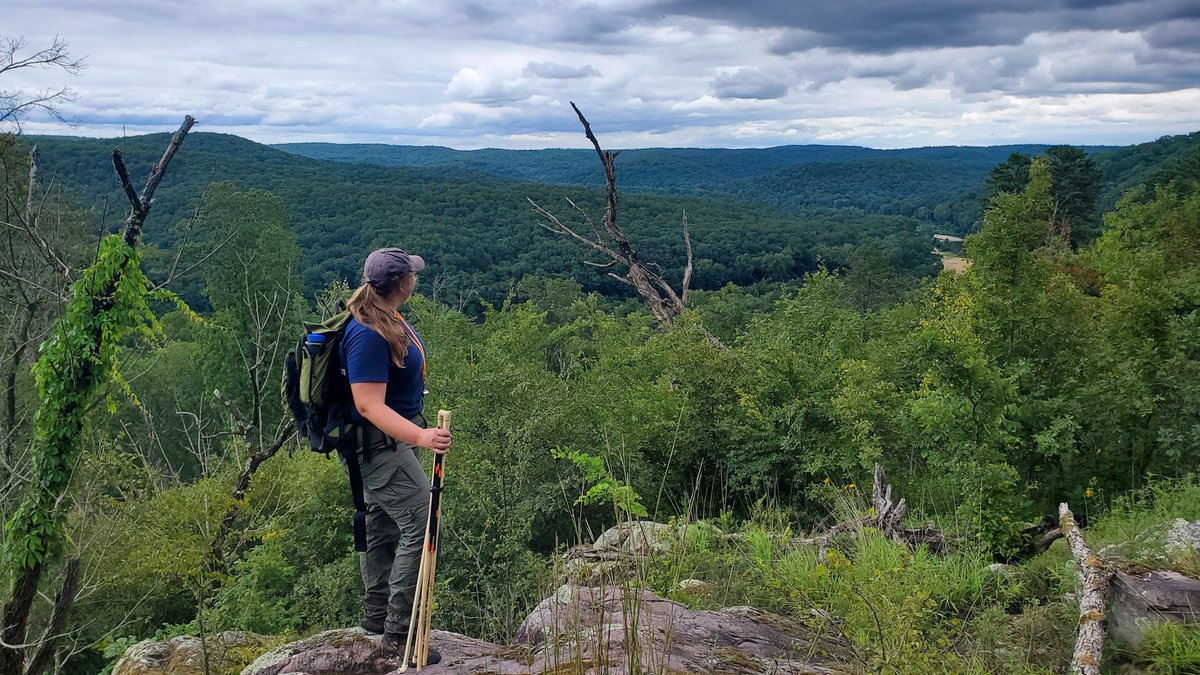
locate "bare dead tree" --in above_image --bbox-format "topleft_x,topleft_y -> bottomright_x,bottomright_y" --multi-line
0,142 -> 83,472
0,36 -> 85,132
528,103 -> 694,327
201,223 -> 303,573
208,391 -> 295,575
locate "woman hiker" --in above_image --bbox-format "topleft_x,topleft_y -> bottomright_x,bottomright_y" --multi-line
343,247 -> 451,664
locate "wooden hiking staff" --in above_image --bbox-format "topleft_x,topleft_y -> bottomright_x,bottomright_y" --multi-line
400,409 -> 450,671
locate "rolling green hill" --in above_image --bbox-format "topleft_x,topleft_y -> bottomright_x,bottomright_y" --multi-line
23,131 -> 1196,311
25,133 -> 940,309
271,142 -> 1108,233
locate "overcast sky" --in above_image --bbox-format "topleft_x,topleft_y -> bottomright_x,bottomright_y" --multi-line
6,0 -> 1199,149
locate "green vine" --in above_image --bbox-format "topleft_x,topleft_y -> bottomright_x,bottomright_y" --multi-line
4,234 -> 179,571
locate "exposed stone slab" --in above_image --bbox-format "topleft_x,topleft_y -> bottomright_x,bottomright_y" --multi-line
516,585 -> 848,674
1110,570 -> 1200,647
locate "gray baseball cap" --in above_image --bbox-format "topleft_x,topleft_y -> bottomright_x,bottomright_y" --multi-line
364,247 -> 426,284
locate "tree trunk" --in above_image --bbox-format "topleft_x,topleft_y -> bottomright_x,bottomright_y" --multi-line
3,302 -> 35,460
0,563 -> 42,675
24,558 -> 81,675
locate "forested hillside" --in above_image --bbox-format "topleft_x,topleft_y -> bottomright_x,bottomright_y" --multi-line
274,141 -> 1060,232
29,133 -> 940,311
274,135 -> 1200,237
270,142 -> 1055,191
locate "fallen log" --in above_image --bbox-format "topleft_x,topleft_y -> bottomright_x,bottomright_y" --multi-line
1060,502 -> 1113,675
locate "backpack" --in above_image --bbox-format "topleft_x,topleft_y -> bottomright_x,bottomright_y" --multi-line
281,309 -> 370,551
282,309 -> 357,454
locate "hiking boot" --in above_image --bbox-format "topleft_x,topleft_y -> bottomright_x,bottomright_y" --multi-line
361,617 -> 384,635
381,633 -> 441,666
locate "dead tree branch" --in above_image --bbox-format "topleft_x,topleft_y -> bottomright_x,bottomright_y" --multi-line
3,148 -> 72,279
209,422 -> 295,575
1060,502 -> 1113,675
528,103 -> 696,327
113,115 -> 196,247
0,36 -> 85,131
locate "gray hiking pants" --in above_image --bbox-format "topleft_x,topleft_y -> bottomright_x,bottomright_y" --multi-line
352,415 -> 430,636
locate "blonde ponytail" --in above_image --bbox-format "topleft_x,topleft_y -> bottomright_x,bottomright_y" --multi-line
347,276 -> 410,367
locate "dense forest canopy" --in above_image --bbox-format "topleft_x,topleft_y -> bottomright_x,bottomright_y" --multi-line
25,131 -> 1200,316
27,133 -> 945,312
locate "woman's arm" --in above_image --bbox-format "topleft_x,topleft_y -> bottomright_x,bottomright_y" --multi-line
350,381 -> 451,453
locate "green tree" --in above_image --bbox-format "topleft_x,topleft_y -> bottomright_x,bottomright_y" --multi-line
844,247 -> 908,315
1087,185 -> 1200,482
985,152 -> 1032,199
199,183 -> 302,445
1046,145 -> 1100,244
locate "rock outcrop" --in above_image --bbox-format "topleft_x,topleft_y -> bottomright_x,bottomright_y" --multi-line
123,585 -> 847,674
515,584 -> 847,674
113,631 -> 272,675
1099,517 -> 1200,562
241,627 -> 529,675
1109,570 -> 1200,646
562,521 -> 694,584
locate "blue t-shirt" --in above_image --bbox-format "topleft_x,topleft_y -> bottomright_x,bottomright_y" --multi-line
341,315 -> 426,419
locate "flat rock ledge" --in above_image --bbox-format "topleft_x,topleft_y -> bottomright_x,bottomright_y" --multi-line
242,627 -> 522,675
122,586 -> 848,674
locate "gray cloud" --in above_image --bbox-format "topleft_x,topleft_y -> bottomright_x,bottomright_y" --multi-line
522,62 -> 601,79
654,0 -> 1199,53
1144,19 -> 1200,50
712,68 -> 792,100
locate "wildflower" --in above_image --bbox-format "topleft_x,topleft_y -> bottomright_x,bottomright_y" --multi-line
823,477 -> 831,485
1085,488 -> 1094,498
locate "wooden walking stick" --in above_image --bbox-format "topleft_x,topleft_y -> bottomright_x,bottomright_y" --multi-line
400,409 -> 450,671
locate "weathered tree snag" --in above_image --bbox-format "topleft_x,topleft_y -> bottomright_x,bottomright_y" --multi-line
819,464 -> 946,558
529,103 -> 694,327
872,463 -> 906,538
114,115 -> 195,247
16,146 -> 71,280
1060,502 -> 1113,675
